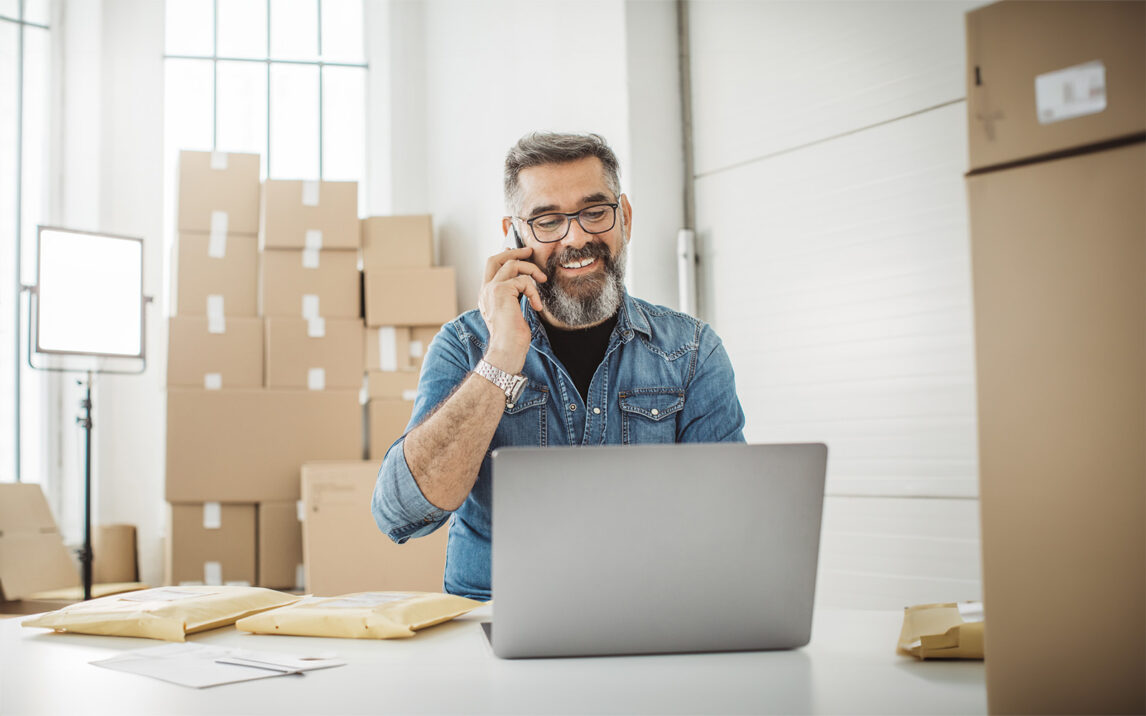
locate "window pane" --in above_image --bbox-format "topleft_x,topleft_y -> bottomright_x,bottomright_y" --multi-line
0,2 -> 17,18
270,63 -> 318,179
166,0 -> 213,57
217,60 -> 267,155
217,0 -> 267,59
24,0 -> 49,25
164,59 -> 214,153
270,0 -> 318,61
0,22 -> 16,482
321,0 -> 363,63
322,66 -> 364,183
22,28 -> 49,284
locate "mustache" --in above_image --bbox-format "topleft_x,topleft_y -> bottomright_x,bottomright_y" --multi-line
544,241 -> 613,274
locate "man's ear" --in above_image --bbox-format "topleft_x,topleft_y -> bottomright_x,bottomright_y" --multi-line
620,194 -> 633,242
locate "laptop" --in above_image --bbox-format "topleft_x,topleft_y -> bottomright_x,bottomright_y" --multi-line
486,442 -> 828,659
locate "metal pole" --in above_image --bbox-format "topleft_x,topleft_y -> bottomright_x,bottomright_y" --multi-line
77,371 -> 93,600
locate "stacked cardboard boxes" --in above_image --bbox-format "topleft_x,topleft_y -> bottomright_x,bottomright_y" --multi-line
165,153 -> 362,590
362,215 -> 457,459
965,2 -> 1145,712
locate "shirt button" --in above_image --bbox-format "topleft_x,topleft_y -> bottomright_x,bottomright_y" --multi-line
651,408 -> 659,416
593,407 -> 601,415
569,404 -> 577,411
506,403 -> 514,409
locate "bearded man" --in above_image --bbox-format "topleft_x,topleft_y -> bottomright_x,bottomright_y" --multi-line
372,132 -> 746,600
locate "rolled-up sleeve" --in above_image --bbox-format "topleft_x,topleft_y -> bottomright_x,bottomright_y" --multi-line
372,322 -> 473,543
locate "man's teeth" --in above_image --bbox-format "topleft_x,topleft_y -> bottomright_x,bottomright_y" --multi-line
561,257 -> 596,269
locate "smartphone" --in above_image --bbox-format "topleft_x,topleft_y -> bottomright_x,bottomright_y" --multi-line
511,225 -> 525,249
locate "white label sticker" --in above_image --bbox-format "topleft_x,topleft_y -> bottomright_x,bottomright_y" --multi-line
409,340 -> 425,359
301,180 -> 320,207
401,389 -> 417,402
378,327 -> 398,371
223,580 -> 251,587
204,373 -> 223,390
206,295 -> 226,334
202,502 -> 222,529
308,368 -> 326,390
119,587 -> 210,603
209,152 -> 228,170
301,294 -> 320,320
204,562 -> 223,586
294,564 -> 305,591
957,601 -> 984,623
296,500 -> 305,522
304,229 -> 323,251
208,212 -> 229,257
302,248 -> 321,269
307,316 -> 326,338
1035,60 -> 1107,124
320,593 -> 415,609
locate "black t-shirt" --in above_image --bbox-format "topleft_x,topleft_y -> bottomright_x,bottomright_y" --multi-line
542,314 -> 618,403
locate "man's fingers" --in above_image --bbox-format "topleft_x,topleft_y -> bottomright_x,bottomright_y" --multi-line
484,246 -> 535,282
494,257 -> 547,285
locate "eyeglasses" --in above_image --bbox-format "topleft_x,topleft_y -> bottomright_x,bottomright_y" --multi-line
512,203 -> 619,243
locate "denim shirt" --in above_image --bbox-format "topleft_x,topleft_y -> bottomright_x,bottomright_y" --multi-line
372,291 -> 746,600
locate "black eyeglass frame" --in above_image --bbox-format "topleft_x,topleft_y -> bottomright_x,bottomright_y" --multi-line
510,202 -> 620,244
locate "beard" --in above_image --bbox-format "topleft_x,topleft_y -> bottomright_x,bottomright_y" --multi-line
536,238 -> 628,328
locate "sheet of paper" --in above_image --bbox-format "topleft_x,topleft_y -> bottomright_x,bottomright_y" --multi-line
91,643 -> 344,689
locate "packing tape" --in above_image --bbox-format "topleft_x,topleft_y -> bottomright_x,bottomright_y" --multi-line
401,389 -> 417,402
302,248 -> 321,269
208,212 -> 229,257
296,500 -> 305,522
204,373 -> 223,390
307,316 -> 326,338
204,561 -> 223,586
301,180 -> 320,207
302,294 -> 320,320
378,327 -> 398,371
207,295 -> 226,334
203,502 -> 222,529
209,151 -> 228,170
409,340 -> 425,359
308,367 -> 326,390
294,563 -> 305,591
305,229 -> 323,251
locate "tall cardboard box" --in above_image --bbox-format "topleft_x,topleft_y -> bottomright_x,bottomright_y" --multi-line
0,484 -> 80,599
259,250 -> 361,319
177,151 -> 261,235
361,215 -> 433,271
92,525 -> 139,584
264,317 -> 364,390
166,389 -> 362,502
171,232 -> 258,317
364,268 -> 457,327
166,502 -> 257,586
257,501 -> 303,590
261,180 -> 359,250
301,461 -> 448,595
966,4 -> 1145,711
368,399 -> 415,459
167,316 -> 264,389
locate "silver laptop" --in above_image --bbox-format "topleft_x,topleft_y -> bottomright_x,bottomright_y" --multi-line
487,442 -> 828,659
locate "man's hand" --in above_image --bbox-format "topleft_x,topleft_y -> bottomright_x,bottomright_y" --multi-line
478,246 -> 547,374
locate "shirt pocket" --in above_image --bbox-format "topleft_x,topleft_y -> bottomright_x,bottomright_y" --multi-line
618,389 -> 685,445
495,383 -> 549,447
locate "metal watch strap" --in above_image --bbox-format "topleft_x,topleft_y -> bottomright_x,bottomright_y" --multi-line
475,359 -> 527,405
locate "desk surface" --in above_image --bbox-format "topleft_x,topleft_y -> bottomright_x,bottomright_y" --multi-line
0,606 -> 985,715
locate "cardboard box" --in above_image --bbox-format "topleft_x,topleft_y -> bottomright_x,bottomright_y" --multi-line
259,249 -> 361,319
92,524 -> 139,584
265,317 -> 365,390
301,461 -> 448,595
167,316 -> 264,389
367,371 -> 419,401
361,215 -> 433,271
166,388 -> 363,502
368,399 -> 415,459
257,501 -> 303,590
261,179 -> 359,250
166,502 -> 256,586
364,268 -> 457,327
177,151 -> 262,235
171,232 -> 258,317
365,325 -> 439,372
966,1 -> 1146,172
0,484 -> 80,600
969,142 -> 1145,713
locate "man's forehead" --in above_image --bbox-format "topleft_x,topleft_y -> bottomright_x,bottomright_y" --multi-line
517,157 -> 612,215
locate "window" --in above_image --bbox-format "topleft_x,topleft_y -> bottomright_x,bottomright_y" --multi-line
1,0 -> 52,485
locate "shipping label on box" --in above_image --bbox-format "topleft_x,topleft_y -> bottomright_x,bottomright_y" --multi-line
166,388 -> 363,502
167,316 -> 264,389
171,233 -> 258,317
265,317 -> 365,390
167,502 -> 256,587
261,180 -> 359,251
364,268 -> 457,327
178,151 -> 262,235
368,399 -> 415,460
259,250 -> 361,319
361,215 -> 433,271
301,461 -> 448,596
257,501 -> 303,590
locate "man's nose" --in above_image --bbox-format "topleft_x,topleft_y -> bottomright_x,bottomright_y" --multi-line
560,217 -> 593,249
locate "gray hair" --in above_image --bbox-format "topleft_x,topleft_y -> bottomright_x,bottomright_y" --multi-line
504,132 -> 621,214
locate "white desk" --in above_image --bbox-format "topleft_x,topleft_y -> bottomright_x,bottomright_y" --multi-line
1,607 -> 985,715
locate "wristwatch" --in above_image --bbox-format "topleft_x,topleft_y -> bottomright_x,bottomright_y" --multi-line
475,359 -> 528,406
